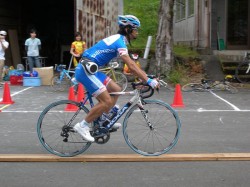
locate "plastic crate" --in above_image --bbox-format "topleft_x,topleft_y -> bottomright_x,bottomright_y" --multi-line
23,77 -> 41,87
10,75 -> 23,85
8,70 -> 24,76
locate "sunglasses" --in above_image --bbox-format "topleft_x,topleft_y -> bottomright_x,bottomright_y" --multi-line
0,34 -> 5,36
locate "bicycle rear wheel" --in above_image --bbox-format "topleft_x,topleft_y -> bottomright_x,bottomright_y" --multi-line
107,71 -> 128,91
235,62 -> 250,83
123,100 -> 181,156
51,75 -> 71,91
37,100 -> 92,157
182,83 -> 204,92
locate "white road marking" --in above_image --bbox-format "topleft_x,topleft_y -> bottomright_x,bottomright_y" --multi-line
0,87 -> 33,111
2,109 -> 250,113
0,87 -> 33,102
197,108 -> 250,112
209,91 -> 240,111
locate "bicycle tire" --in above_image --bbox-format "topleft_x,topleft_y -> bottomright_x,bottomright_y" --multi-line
107,71 -> 128,92
37,100 -> 92,157
182,83 -> 204,92
51,75 -> 71,91
235,62 -> 250,83
123,100 -> 181,156
225,84 -> 238,94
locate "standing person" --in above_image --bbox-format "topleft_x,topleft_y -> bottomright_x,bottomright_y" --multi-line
70,32 -> 87,68
25,29 -> 41,72
73,15 -> 159,142
0,30 -> 9,86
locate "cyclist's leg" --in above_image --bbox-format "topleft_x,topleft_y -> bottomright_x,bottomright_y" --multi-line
95,71 -> 122,129
75,66 -> 118,122
74,65 -> 109,141
96,71 -> 121,104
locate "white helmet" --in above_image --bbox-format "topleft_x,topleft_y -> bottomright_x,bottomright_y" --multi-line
118,15 -> 141,28
0,30 -> 7,36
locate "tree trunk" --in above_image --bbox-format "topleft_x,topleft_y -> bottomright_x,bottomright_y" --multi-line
156,0 -> 175,76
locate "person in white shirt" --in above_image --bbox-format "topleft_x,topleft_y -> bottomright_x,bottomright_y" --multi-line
25,29 -> 41,72
0,30 -> 9,86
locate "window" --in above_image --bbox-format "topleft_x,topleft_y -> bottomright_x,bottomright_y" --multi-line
176,0 -> 186,21
187,0 -> 194,16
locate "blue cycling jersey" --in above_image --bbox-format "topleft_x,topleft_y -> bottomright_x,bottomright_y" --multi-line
82,34 -> 128,66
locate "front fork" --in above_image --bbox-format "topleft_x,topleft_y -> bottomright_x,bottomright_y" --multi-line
137,99 -> 154,130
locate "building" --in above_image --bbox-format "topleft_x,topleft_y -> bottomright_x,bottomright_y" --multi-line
173,0 -> 250,51
0,0 -> 123,68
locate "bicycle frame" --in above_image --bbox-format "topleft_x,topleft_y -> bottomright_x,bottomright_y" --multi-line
243,52 -> 250,74
99,66 -> 119,82
58,69 -> 74,81
79,89 -> 143,130
246,63 -> 250,74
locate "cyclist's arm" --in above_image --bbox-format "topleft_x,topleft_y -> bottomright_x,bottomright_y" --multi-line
120,54 -> 148,82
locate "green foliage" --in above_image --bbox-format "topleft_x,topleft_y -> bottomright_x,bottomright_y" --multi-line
168,62 -> 190,84
173,45 -> 199,58
168,45 -> 201,85
124,0 -> 160,49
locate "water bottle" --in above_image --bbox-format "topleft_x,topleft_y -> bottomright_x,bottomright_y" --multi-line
98,105 -> 119,127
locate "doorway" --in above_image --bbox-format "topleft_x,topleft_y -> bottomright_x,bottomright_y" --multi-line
20,0 -> 74,66
227,0 -> 249,49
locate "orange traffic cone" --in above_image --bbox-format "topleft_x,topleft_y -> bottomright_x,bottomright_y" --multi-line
171,84 -> 185,108
65,86 -> 78,111
0,82 -> 14,104
77,83 -> 86,102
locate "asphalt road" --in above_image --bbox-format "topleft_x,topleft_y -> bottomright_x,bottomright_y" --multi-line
0,84 -> 250,187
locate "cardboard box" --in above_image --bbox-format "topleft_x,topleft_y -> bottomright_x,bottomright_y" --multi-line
33,67 -> 54,85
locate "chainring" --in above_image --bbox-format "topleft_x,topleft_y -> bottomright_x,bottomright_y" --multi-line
92,126 -> 110,144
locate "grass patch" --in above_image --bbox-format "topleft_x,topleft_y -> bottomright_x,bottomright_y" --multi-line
124,0 -> 160,49
173,45 -> 199,58
167,46 -> 201,85
168,62 -> 190,85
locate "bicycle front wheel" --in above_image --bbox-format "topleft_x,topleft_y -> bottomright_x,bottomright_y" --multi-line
37,100 -> 92,157
51,75 -> 71,91
235,62 -> 250,83
123,100 -> 181,156
107,71 -> 128,92
182,83 -> 204,92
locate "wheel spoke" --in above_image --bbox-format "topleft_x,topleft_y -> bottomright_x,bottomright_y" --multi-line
123,100 -> 181,156
37,100 -> 91,157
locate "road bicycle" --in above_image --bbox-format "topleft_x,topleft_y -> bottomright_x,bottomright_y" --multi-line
182,78 -> 238,94
100,61 -> 128,92
235,52 -> 250,83
50,64 -> 77,91
37,76 -> 181,157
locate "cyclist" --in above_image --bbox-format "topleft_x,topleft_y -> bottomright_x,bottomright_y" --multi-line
74,15 -> 159,142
